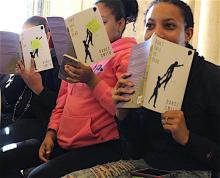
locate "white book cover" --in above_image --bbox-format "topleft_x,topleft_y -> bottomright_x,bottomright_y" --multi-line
65,7 -> 114,65
118,35 -> 194,113
20,25 -> 53,72
0,25 -> 53,74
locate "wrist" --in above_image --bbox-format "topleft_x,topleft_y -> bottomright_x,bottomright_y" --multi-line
47,129 -> 57,140
86,74 -> 100,89
181,130 -> 190,145
116,109 -> 129,120
33,85 -> 44,95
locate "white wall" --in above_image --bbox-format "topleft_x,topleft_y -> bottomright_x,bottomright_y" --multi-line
49,0 -> 82,18
0,0 -> 30,33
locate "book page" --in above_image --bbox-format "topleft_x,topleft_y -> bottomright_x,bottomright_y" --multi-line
117,40 -> 151,108
58,54 -> 80,81
47,17 -> 76,65
20,25 -> 53,72
143,36 -> 194,113
0,31 -> 21,74
65,7 -> 114,65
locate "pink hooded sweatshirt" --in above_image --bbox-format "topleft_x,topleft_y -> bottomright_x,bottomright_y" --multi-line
48,37 -> 137,149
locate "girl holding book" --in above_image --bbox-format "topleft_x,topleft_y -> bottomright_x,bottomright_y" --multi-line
28,0 -> 139,177
113,0 -> 220,177
0,16 -> 61,178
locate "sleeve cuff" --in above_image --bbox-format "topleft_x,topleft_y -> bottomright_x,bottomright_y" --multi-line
48,124 -> 59,132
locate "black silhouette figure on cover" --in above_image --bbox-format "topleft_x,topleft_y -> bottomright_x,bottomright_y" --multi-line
83,40 -> 93,63
83,28 -> 94,63
30,36 -> 42,58
161,61 -> 183,90
29,36 -> 42,70
86,29 -> 94,46
148,75 -> 164,108
148,61 -> 183,108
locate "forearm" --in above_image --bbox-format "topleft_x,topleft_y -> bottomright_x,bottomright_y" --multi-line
3,75 -> 25,104
184,132 -> 220,171
34,87 -> 59,111
31,83 -> 44,95
92,80 -> 116,115
86,74 -> 101,89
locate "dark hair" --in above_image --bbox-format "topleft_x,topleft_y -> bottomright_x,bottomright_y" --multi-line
24,16 -> 50,33
146,0 -> 194,29
95,0 -> 139,24
24,16 -> 53,48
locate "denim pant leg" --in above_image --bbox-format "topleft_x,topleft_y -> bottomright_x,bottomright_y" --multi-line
173,170 -> 212,178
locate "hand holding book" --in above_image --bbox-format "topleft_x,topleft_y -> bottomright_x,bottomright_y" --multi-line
0,25 -> 53,74
113,73 -> 134,103
112,73 -> 134,120
117,35 -> 194,113
61,54 -> 101,88
16,59 -> 44,95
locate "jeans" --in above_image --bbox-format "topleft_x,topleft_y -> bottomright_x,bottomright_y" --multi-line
62,159 -> 213,178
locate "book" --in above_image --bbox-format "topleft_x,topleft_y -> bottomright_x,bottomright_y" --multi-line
46,16 -> 76,65
47,7 -> 114,66
117,35 -> 194,113
58,54 -> 80,81
0,25 -> 53,74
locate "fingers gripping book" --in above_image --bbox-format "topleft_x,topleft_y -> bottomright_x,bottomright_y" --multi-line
0,25 -> 53,74
117,35 -> 194,113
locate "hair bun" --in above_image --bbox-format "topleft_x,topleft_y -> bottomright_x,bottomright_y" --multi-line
121,0 -> 139,23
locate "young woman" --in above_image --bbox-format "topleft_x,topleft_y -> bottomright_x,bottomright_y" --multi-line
28,0 -> 139,177
113,0 -> 220,177
0,16 -> 60,178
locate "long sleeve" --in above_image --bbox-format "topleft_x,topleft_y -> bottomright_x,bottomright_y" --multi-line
47,80 -> 68,132
34,86 -> 59,112
184,132 -> 220,171
92,44 -> 133,115
182,58 -> 220,171
117,109 -> 146,159
3,75 -> 25,104
92,80 -> 115,115
34,52 -> 61,112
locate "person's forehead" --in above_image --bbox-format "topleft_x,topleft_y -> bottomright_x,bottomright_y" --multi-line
146,3 -> 184,21
97,3 -> 115,18
22,23 -> 35,30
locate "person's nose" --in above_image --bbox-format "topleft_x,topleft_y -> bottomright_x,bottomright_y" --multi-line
154,26 -> 165,39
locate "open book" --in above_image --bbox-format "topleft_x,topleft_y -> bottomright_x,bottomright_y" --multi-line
117,35 -> 194,113
47,7 -> 114,67
58,54 -> 80,81
0,25 -> 53,74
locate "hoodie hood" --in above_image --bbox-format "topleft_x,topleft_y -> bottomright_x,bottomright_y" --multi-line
112,37 -> 137,53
